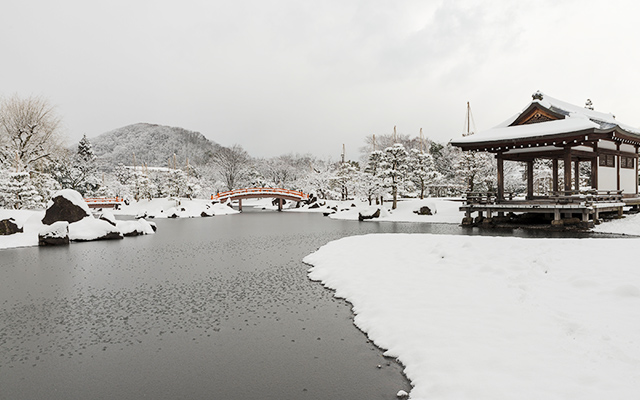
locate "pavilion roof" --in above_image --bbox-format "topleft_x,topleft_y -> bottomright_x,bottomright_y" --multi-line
452,91 -> 640,148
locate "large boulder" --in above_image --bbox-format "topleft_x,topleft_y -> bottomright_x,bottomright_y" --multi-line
0,218 -> 23,235
38,221 -> 70,246
42,189 -> 91,225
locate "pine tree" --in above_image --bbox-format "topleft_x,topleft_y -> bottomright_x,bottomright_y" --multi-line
0,171 -> 43,209
408,148 -> 441,199
455,151 -> 495,193
362,150 -> 385,204
333,161 -> 358,201
70,134 -> 100,196
380,143 -> 409,209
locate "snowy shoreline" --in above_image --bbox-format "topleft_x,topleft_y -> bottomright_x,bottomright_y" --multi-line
3,196 -> 640,250
0,197 -> 239,250
304,234 -> 640,400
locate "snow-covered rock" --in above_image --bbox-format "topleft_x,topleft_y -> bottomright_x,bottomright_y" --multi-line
116,219 -> 156,236
359,206 -> 381,221
0,218 -> 23,235
42,189 -> 91,225
38,221 -> 69,246
165,207 -> 179,218
97,211 -> 117,226
358,206 -> 391,221
69,217 -> 123,241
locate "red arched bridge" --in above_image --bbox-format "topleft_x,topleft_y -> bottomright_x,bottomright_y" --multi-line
213,188 -> 309,211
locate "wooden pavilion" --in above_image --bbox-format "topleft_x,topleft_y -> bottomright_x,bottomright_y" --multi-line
450,91 -> 640,227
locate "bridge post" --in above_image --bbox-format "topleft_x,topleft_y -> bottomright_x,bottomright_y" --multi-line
278,198 -> 283,211
239,199 -> 242,212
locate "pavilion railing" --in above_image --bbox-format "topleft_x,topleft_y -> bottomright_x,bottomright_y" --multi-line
464,189 -> 623,206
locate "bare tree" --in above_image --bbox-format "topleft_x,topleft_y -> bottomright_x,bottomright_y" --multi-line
211,144 -> 250,190
0,95 -> 64,171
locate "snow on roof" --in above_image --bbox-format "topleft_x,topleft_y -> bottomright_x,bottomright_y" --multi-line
453,91 -> 640,145
454,118 -> 599,144
534,92 -> 617,126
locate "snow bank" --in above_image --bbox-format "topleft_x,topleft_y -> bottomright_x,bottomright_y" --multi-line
69,217 -> 122,241
593,212 -> 640,236
0,208 -> 157,250
112,198 -> 239,218
305,198 -> 462,224
304,234 -> 640,400
0,209 -> 43,249
116,219 -> 156,236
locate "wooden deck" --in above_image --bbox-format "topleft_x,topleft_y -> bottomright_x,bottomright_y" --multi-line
460,190 -> 638,228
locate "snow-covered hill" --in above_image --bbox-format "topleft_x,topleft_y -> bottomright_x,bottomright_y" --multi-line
91,123 -> 220,170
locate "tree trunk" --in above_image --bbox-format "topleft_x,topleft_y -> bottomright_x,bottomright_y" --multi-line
392,186 -> 398,210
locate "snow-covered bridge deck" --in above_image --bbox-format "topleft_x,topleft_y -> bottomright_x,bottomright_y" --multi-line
213,188 -> 309,211
84,197 -> 124,209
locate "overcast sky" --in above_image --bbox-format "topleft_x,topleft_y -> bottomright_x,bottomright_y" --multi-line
2,0 -> 639,160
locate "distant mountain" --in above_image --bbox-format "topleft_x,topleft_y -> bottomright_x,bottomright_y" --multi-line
91,123 -> 220,170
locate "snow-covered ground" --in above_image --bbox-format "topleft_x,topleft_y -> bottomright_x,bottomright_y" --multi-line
304,234 -> 640,400
290,197 -> 464,224
593,212 -> 640,236
0,197 -> 238,250
112,197 -> 239,218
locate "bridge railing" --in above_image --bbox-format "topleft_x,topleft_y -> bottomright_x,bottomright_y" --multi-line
213,188 -> 309,201
84,197 -> 123,204
84,197 -> 124,209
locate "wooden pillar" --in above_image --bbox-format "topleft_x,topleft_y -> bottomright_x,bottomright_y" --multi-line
591,158 -> 598,189
278,198 -> 283,211
552,159 -> 559,193
592,142 -> 599,190
238,199 -> 242,212
574,160 -> 580,191
617,143 -> 621,191
633,145 -> 638,194
564,148 -> 572,192
526,160 -> 534,200
496,155 -> 504,201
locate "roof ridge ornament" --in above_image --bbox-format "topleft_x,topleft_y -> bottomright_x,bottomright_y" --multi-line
532,90 -> 544,101
585,99 -> 594,110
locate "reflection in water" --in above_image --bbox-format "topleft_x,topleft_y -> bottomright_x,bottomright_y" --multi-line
0,211 -> 608,399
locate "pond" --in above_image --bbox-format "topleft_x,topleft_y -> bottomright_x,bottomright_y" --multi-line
0,209 -> 603,399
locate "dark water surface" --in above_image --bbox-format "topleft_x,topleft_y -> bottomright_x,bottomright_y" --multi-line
0,210 -> 604,399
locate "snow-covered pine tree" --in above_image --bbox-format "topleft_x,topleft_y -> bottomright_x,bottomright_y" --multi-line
332,161 -> 359,201
164,169 -> 188,198
362,150 -> 385,204
0,171 -> 43,209
246,167 -> 268,188
380,143 -> 409,209
408,148 -> 441,199
455,151 -> 495,193
70,134 -> 100,196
